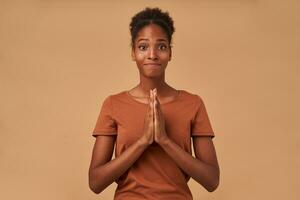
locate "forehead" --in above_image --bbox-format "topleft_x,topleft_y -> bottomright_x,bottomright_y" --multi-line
135,24 -> 168,42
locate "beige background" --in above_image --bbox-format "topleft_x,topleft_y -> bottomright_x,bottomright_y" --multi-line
1,0 -> 299,199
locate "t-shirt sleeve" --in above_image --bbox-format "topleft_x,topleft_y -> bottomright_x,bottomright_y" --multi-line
92,95 -> 117,137
191,95 -> 215,138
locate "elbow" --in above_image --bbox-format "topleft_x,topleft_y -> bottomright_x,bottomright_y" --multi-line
89,178 -> 101,194
206,179 -> 219,192
206,168 -> 220,192
88,170 -> 104,194
89,179 -> 105,194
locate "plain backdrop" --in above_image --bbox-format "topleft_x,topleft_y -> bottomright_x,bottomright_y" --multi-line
0,0 -> 299,199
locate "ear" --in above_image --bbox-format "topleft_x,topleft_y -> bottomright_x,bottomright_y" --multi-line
168,47 -> 172,61
131,47 -> 136,61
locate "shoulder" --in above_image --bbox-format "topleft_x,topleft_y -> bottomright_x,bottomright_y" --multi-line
101,90 -> 130,106
179,89 -> 204,106
101,90 -> 126,99
109,90 -> 128,101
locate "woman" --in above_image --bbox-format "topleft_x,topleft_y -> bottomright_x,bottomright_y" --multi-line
88,7 -> 220,200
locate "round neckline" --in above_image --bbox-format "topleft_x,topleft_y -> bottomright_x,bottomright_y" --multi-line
125,89 -> 183,106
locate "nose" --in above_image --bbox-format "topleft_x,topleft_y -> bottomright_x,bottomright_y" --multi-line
148,47 -> 158,60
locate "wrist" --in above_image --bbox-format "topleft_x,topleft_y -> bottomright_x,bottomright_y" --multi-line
138,137 -> 151,148
157,135 -> 170,147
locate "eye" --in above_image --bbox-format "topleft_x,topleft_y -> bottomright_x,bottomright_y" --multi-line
138,44 -> 147,51
158,44 -> 167,51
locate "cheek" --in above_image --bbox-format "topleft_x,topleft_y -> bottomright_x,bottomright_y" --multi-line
134,50 -> 170,64
160,52 -> 171,62
134,52 -> 146,66
135,52 -> 145,61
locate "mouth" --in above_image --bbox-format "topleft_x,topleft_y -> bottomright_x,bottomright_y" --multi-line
144,63 -> 161,67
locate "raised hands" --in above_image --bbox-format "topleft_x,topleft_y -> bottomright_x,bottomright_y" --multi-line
140,90 -> 155,145
140,88 -> 169,146
153,88 -> 168,145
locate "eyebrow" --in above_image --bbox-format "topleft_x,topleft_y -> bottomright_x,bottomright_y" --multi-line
137,38 -> 167,42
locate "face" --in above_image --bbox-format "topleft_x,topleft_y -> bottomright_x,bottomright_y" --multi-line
131,23 -> 172,78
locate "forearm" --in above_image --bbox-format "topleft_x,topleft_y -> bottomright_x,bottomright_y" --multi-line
159,138 -> 219,192
89,138 -> 149,194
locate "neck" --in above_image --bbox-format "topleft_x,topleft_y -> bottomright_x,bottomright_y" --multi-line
136,73 -> 170,96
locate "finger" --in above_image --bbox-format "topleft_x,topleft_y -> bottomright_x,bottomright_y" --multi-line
150,90 -> 154,119
154,93 -> 159,121
153,90 -> 159,107
154,92 -> 161,119
154,94 -> 163,122
152,90 -> 156,110
154,99 -> 158,127
155,93 -> 160,112
151,89 -> 154,104
149,90 -> 153,112
153,92 -> 157,109
147,90 -> 152,113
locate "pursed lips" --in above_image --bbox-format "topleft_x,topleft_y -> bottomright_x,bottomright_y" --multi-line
144,63 -> 161,66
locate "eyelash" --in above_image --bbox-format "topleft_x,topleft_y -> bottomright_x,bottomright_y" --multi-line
138,44 -> 168,51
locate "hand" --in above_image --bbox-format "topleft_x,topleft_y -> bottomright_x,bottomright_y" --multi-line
153,88 -> 169,145
140,90 -> 155,146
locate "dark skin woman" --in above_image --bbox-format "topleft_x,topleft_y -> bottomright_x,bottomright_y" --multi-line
89,8 -> 220,197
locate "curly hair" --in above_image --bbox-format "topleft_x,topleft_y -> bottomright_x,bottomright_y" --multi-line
129,7 -> 175,48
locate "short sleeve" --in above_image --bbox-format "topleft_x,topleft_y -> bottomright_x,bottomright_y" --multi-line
191,95 -> 215,138
92,95 -> 117,137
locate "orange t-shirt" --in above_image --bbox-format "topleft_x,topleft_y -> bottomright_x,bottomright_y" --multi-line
92,89 -> 215,200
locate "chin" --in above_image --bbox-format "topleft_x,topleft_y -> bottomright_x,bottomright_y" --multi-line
138,67 -> 165,78
144,72 -> 164,78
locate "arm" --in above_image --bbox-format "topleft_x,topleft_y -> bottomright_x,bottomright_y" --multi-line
88,135 -> 149,194
159,136 -> 220,192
